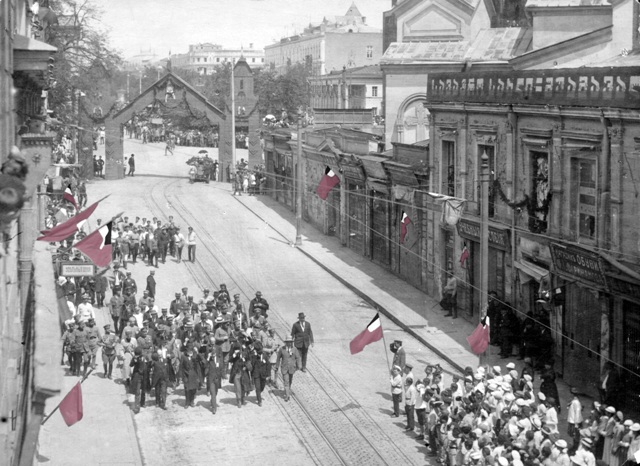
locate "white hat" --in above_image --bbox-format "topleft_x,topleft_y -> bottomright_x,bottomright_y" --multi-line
631,423 -> 640,432
538,392 -> 546,401
498,457 -> 508,466
493,365 -> 501,374
506,362 -> 516,370
605,406 -> 616,414
523,374 -> 532,382
58,276 -> 67,286
510,370 -> 518,378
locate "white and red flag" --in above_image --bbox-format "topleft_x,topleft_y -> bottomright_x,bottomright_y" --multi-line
316,166 -> 339,200
63,184 -> 77,208
73,221 -> 113,268
350,313 -> 383,355
400,211 -> 411,244
37,199 -> 101,242
59,382 -> 83,426
467,316 -> 490,355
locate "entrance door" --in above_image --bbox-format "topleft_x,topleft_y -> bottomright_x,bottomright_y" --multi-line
623,301 -> 640,412
562,285 -> 601,395
371,191 -> 390,266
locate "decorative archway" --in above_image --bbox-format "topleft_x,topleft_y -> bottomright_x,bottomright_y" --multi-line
104,72 -> 226,179
393,94 -> 429,145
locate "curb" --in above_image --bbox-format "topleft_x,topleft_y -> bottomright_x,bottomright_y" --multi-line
232,195 -> 466,375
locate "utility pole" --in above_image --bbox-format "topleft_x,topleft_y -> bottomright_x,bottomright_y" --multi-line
479,150 -> 490,366
295,108 -> 303,246
231,59 -> 236,171
127,73 -> 130,100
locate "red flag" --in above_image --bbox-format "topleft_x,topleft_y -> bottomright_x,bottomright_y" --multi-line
63,184 -> 77,208
400,211 -> 411,244
73,221 -> 113,267
460,246 -> 469,267
37,200 -> 100,242
59,382 -> 83,426
316,166 -> 339,200
467,317 -> 490,355
350,313 -> 383,354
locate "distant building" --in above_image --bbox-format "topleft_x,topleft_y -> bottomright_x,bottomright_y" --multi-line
124,48 -> 161,70
265,3 -> 383,76
309,65 -> 383,113
171,43 -> 265,75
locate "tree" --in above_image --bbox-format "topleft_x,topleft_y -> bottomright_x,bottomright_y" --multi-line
47,0 -> 122,124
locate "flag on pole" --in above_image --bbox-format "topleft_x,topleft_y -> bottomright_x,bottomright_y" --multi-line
466,316 -> 490,355
316,166 -> 339,200
460,245 -> 469,267
400,211 -> 411,244
350,313 -> 383,355
37,200 -> 101,242
73,221 -> 113,268
63,184 -> 77,208
59,382 -> 83,426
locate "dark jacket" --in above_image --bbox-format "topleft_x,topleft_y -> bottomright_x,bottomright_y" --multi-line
150,359 -> 168,386
180,352 -> 200,391
291,321 -> 314,349
251,352 -> 270,379
206,352 -> 224,390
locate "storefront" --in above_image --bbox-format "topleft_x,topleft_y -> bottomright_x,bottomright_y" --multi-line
361,156 -> 392,267
343,162 -> 367,256
550,243 -> 608,396
456,218 -> 510,318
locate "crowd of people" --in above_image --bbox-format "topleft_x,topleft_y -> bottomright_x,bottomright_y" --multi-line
389,340 -> 640,466
55,209 -> 317,414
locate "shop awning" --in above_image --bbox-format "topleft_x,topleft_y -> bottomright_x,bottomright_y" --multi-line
514,259 -> 549,283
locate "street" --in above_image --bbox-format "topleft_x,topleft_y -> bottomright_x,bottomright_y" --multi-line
39,139 -> 458,465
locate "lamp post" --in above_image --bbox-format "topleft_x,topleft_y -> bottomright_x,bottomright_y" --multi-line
230,59 -> 236,171
127,73 -> 130,100
295,108 -> 303,246
479,150 -> 491,366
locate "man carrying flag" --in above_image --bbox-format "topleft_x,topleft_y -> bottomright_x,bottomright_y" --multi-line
63,184 -> 77,209
400,210 -> 411,244
316,166 -> 339,200
350,313 -> 383,354
74,221 -> 113,268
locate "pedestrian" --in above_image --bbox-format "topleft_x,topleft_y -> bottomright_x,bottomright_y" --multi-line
404,377 -> 417,432
174,227 -> 185,263
249,291 -> 269,317
291,312 -> 314,372
99,324 -> 118,379
61,321 -> 76,373
251,344 -> 270,407
229,332 -> 252,408
85,317 -> 100,371
180,342 -> 200,408
94,272 -> 108,307
391,339 -> 406,372
442,271 -> 458,319
275,335 -> 301,402
146,270 -> 156,298
390,366 -> 403,417
186,226 -> 196,262
128,154 -> 135,176
96,156 -> 104,178
149,353 -> 168,410
206,342 -> 224,414
130,347 -> 147,413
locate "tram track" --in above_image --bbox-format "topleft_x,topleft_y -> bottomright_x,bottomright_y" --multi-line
142,176 -> 420,465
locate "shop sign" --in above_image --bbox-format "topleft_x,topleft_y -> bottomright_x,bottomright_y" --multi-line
549,244 -> 607,288
456,219 -> 510,251
607,275 -> 640,302
60,262 -> 95,277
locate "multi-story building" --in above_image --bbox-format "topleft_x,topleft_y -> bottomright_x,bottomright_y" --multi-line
309,65 -> 383,113
1,1 -> 63,464
171,43 -> 265,75
265,3 -> 383,76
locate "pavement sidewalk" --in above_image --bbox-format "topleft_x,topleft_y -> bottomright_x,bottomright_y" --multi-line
233,192 -> 594,434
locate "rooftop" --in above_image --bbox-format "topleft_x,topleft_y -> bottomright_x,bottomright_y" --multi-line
525,0 -> 610,7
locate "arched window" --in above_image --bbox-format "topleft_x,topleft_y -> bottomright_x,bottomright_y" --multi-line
395,98 -> 429,144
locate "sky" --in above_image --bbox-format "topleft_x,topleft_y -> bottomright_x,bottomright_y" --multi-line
98,0 -> 390,59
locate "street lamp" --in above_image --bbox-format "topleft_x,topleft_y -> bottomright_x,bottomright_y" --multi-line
139,71 -> 147,94
479,150 -> 490,365
295,108 -> 303,246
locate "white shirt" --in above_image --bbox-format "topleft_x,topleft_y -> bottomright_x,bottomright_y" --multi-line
77,302 -> 95,322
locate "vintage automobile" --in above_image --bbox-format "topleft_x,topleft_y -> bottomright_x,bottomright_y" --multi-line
186,150 -> 214,183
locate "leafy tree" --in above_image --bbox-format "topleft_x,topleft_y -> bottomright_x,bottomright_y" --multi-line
47,0 -> 121,123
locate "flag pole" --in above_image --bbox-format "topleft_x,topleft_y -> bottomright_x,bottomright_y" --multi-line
379,319 -> 392,374
41,368 -> 94,426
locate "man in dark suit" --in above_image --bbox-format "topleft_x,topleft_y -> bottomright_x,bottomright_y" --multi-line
291,312 -> 314,372
180,343 -> 200,408
149,353 -> 168,409
206,342 -> 224,414
146,270 -> 156,298
275,335 -> 301,402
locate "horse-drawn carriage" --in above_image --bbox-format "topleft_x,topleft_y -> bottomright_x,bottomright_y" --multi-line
186,150 -> 214,184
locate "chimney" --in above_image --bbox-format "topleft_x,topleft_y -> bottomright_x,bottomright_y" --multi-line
249,43 -> 254,49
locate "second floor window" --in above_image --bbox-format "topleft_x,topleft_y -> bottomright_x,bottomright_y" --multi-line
366,46 -> 373,58
371,86 -> 378,97
442,140 -> 455,196
573,158 -> 597,240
